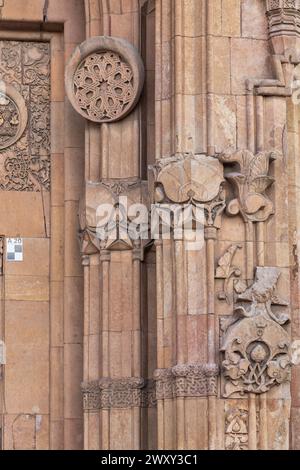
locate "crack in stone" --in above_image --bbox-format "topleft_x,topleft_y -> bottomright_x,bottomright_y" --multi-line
43,0 -> 49,22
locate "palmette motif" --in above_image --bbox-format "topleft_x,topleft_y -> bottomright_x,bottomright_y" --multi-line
219,150 -> 277,222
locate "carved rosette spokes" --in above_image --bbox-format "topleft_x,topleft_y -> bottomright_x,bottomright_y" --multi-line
0,82 -> 27,150
221,267 -> 291,398
66,36 -> 145,123
219,150 -> 276,223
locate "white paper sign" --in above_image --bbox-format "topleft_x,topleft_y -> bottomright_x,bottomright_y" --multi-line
6,238 -> 23,262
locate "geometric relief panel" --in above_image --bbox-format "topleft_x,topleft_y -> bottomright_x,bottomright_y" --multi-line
0,41 -> 50,191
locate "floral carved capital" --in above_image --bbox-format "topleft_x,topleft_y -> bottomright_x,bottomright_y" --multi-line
219,149 -> 277,223
79,178 -> 149,254
149,153 -> 226,228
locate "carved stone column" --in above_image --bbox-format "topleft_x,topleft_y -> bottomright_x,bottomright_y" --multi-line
66,1 -> 148,450
265,0 -> 300,451
149,154 -> 225,449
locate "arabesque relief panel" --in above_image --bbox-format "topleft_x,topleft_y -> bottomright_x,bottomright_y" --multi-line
0,40 -> 50,191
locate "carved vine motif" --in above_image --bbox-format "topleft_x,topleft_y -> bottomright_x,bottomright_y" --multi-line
0,92 -> 20,148
0,41 -> 22,86
0,41 -> 50,191
219,150 -> 277,223
221,267 -> 291,397
216,244 -> 242,304
23,43 -> 50,85
74,51 -> 135,122
225,407 -> 249,451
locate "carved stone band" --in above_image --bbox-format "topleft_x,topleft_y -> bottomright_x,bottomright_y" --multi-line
82,378 -> 156,411
65,36 -> 145,123
0,82 -> 28,150
266,0 -> 300,10
153,364 -> 219,400
266,0 -> 300,38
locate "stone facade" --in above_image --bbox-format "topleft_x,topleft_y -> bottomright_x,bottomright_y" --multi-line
0,0 -> 300,451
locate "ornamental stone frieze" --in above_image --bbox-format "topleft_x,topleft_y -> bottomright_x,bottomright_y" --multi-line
219,150 -> 277,223
266,0 -> 300,38
149,153 -> 226,229
221,267 -> 291,398
154,364 -> 219,400
82,378 -> 156,411
65,36 -> 145,123
79,178 -> 149,254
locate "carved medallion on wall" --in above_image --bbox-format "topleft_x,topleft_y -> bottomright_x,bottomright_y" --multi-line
66,36 -> 145,123
0,83 -> 27,150
221,267 -> 291,398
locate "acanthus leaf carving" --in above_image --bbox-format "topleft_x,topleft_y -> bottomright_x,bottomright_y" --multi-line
219,149 -> 277,223
221,267 -> 291,398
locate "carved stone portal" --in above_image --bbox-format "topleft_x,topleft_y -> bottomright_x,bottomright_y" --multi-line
66,36 -> 145,123
221,267 -> 291,397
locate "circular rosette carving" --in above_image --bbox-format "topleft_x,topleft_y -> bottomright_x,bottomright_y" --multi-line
0,82 -> 28,150
65,36 -> 145,123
